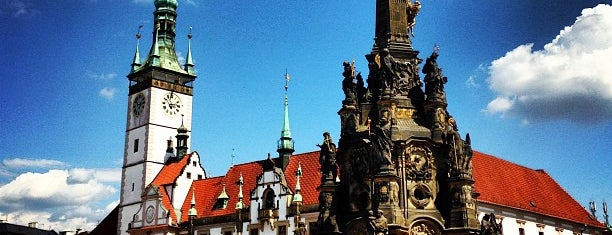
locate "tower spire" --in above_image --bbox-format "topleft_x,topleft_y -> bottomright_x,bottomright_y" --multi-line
277,70 -> 294,169
130,25 -> 143,74
184,26 -> 196,75
131,0 -> 194,78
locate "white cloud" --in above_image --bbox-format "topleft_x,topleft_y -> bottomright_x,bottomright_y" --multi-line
465,75 -> 479,88
0,168 -> 119,231
87,71 -> 117,80
177,51 -> 186,65
485,4 -> 612,124
68,168 -> 121,183
99,87 -> 117,100
2,158 -> 66,169
0,0 -> 40,19
0,159 -> 121,231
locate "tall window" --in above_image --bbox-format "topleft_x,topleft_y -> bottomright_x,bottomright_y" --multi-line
134,139 -> 139,153
519,228 -> 525,235
250,229 -> 259,235
263,189 -> 276,209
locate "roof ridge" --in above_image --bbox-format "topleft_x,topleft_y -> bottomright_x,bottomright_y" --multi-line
474,151 -> 540,172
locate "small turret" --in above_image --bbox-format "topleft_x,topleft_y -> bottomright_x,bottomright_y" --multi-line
188,191 -> 197,217
176,115 -> 189,157
235,174 -> 245,210
164,137 -> 176,163
293,163 -> 303,204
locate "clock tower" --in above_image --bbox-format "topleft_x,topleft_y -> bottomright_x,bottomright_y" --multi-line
117,0 -> 197,234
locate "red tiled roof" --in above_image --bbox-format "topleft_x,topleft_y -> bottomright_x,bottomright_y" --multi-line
151,154 -> 193,223
153,154 -> 192,186
181,152 -> 323,221
180,161 -> 265,220
473,151 -> 605,228
158,186 -> 179,223
284,151 -> 321,205
175,150 -> 602,229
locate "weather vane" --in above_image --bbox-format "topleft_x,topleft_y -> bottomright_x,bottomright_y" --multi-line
136,25 -> 143,39
285,68 -> 290,92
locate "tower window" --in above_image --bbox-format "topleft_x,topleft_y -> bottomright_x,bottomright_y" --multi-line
193,161 -> 197,167
197,174 -> 203,180
519,228 -> 525,235
263,189 -> 276,209
134,139 -> 139,153
186,172 -> 191,179
132,183 -> 135,191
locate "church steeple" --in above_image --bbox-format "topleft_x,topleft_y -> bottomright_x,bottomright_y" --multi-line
277,71 -> 294,169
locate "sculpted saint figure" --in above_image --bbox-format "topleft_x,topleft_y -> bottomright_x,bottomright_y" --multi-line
406,1 -> 422,36
318,132 -> 338,180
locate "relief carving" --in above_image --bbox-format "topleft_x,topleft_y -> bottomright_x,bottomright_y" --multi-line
405,146 -> 433,180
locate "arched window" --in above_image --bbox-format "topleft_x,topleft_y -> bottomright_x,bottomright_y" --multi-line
262,189 -> 276,209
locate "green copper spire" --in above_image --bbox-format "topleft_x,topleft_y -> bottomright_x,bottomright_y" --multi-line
184,26 -> 196,75
136,0 -> 190,76
277,71 -> 294,169
130,26 -> 143,74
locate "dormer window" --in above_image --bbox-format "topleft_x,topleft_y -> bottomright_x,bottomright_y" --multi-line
213,186 -> 229,210
263,189 -> 276,209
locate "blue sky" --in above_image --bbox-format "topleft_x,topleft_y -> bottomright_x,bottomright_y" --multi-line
1,0 -> 611,231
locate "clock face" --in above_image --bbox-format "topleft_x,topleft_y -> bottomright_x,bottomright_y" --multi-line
132,93 -> 146,117
162,92 -> 182,116
145,205 -> 155,223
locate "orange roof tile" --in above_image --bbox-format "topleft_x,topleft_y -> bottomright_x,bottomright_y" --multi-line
153,154 -> 192,186
150,154 -> 193,223
473,151 -> 605,228
181,161 -> 266,220
284,151 -> 321,205
176,150 -> 602,229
